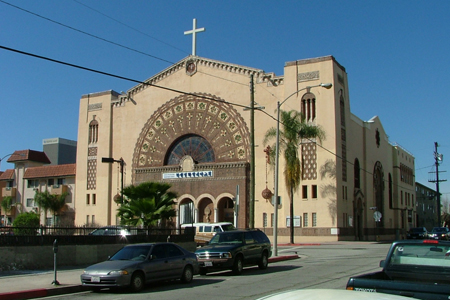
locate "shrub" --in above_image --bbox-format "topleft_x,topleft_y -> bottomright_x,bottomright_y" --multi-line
13,212 -> 40,235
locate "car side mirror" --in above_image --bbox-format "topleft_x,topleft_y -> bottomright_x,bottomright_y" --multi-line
379,260 -> 385,268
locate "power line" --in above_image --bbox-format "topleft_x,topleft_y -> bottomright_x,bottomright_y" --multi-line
0,43 -> 424,195
0,0 -> 175,65
72,0 -> 188,55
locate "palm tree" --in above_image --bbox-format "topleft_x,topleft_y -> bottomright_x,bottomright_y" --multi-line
34,190 -> 68,226
117,182 -> 177,229
264,109 -> 325,244
1,196 -> 13,225
34,190 -> 52,222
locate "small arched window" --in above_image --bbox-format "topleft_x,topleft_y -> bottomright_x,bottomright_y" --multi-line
301,92 -> 316,121
89,119 -> 99,144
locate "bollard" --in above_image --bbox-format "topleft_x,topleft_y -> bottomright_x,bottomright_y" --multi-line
52,239 -> 60,285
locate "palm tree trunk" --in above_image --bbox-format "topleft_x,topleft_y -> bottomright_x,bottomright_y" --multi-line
290,187 -> 294,244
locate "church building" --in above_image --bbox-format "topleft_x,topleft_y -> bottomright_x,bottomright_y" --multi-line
74,53 -> 416,242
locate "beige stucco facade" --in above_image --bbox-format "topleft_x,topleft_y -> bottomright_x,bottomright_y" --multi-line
75,55 -> 415,242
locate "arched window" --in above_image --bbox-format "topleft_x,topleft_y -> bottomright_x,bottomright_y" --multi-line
165,134 -> 215,165
88,119 -> 99,144
301,92 -> 316,121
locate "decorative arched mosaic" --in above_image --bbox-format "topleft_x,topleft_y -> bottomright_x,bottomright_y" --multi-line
132,93 -> 250,169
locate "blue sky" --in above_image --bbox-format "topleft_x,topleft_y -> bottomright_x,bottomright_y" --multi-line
1,1 -> 449,200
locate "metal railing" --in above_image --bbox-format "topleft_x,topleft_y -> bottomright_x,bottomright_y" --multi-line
0,225 -> 194,246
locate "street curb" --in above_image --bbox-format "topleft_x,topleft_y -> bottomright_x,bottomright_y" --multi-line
0,256 -> 298,300
0,285 -> 84,300
269,255 -> 299,263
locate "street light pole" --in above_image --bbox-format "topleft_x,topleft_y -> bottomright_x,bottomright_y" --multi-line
272,83 -> 332,256
102,157 -> 124,205
0,153 -> 15,171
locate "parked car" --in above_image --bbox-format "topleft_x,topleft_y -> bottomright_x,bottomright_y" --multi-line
257,289 -> 411,300
428,227 -> 450,240
195,229 -> 271,275
181,222 -> 235,245
406,227 -> 428,239
81,242 -> 199,292
89,226 -> 131,236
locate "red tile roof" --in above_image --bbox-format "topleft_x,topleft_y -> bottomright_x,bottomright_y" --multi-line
7,150 -> 50,164
0,169 -> 14,181
24,164 -> 76,179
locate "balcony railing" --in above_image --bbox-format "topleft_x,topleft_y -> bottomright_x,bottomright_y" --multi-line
2,187 -> 16,197
51,184 -> 68,195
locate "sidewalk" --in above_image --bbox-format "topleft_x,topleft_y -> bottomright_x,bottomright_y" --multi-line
0,255 -> 300,300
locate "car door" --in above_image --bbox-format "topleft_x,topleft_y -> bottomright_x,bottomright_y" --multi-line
244,232 -> 260,263
164,244 -> 186,278
145,244 -> 169,281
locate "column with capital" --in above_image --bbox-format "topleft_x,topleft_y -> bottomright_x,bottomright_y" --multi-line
184,18 -> 205,56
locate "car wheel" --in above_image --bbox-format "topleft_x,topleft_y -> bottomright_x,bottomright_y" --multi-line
232,255 -> 243,275
130,272 -> 145,293
199,268 -> 207,275
258,251 -> 269,270
181,265 -> 194,283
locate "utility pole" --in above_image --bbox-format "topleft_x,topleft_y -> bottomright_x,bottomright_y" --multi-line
429,142 -> 446,226
249,74 -> 255,229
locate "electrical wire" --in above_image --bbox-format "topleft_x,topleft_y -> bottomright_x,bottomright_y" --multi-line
0,43 -> 432,196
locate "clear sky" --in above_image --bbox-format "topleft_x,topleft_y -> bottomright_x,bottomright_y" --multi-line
1,1 -> 449,199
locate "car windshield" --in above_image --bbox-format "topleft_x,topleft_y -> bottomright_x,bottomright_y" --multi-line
432,228 -> 446,233
388,243 -> 450,268
110,245 -> 151,261
222,224 -> 236,231
209,232 -> 243,244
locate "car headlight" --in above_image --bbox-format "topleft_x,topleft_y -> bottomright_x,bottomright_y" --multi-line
108,270 -> 129,275
221,252 -> 232,259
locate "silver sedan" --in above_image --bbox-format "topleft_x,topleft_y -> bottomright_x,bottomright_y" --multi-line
80,242 -> 199,292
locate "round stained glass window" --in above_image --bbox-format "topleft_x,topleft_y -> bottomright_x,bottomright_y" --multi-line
165,134 -> 215,165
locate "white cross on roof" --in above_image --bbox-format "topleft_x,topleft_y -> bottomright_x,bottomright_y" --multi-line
184,18 -> 205,56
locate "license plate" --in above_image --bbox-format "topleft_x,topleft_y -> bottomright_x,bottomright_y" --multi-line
204,261 -> 213,267
91,276 -> 100,282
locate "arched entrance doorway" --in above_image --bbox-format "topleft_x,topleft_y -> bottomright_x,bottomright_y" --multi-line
198,198 -> 214,223
217,197 -> 234,223
179,198 -> 195,225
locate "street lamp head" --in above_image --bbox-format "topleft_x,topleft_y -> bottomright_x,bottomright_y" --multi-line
320,83 -> 333,89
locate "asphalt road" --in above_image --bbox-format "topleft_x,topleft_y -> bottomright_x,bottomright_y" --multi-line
47,242 -> 391,300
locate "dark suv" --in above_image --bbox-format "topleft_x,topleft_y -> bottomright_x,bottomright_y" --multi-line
194,229 -> 272,275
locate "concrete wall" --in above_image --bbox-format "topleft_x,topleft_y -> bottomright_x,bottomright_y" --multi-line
0,241 -> 196,271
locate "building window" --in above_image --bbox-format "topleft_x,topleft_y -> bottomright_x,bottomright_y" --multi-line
301,92 -> 316,122
89,119 -> 99,144
92,215 -> 95,225
303,213 -> 308,227
312,213 -> 317,227
27,180 -> 39,188
312,185 -> 317,199
165,134 -> 215,165
271,213 -> 274,227
48,178 -> 54,186
86,194 -> 90,205
86,215 -> 90,225
57,178 -> 65,185
263,213 -> 267,228
26,198 -> 34,207
302,185 -> 308,199
92,194 -> 96,205
401,191 -> 403,205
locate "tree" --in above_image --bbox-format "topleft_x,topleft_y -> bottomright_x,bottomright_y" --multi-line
13,212 -> 40,235
117,182 -> 177,228
264,109 -> 325,244
34,190 -> 68,226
